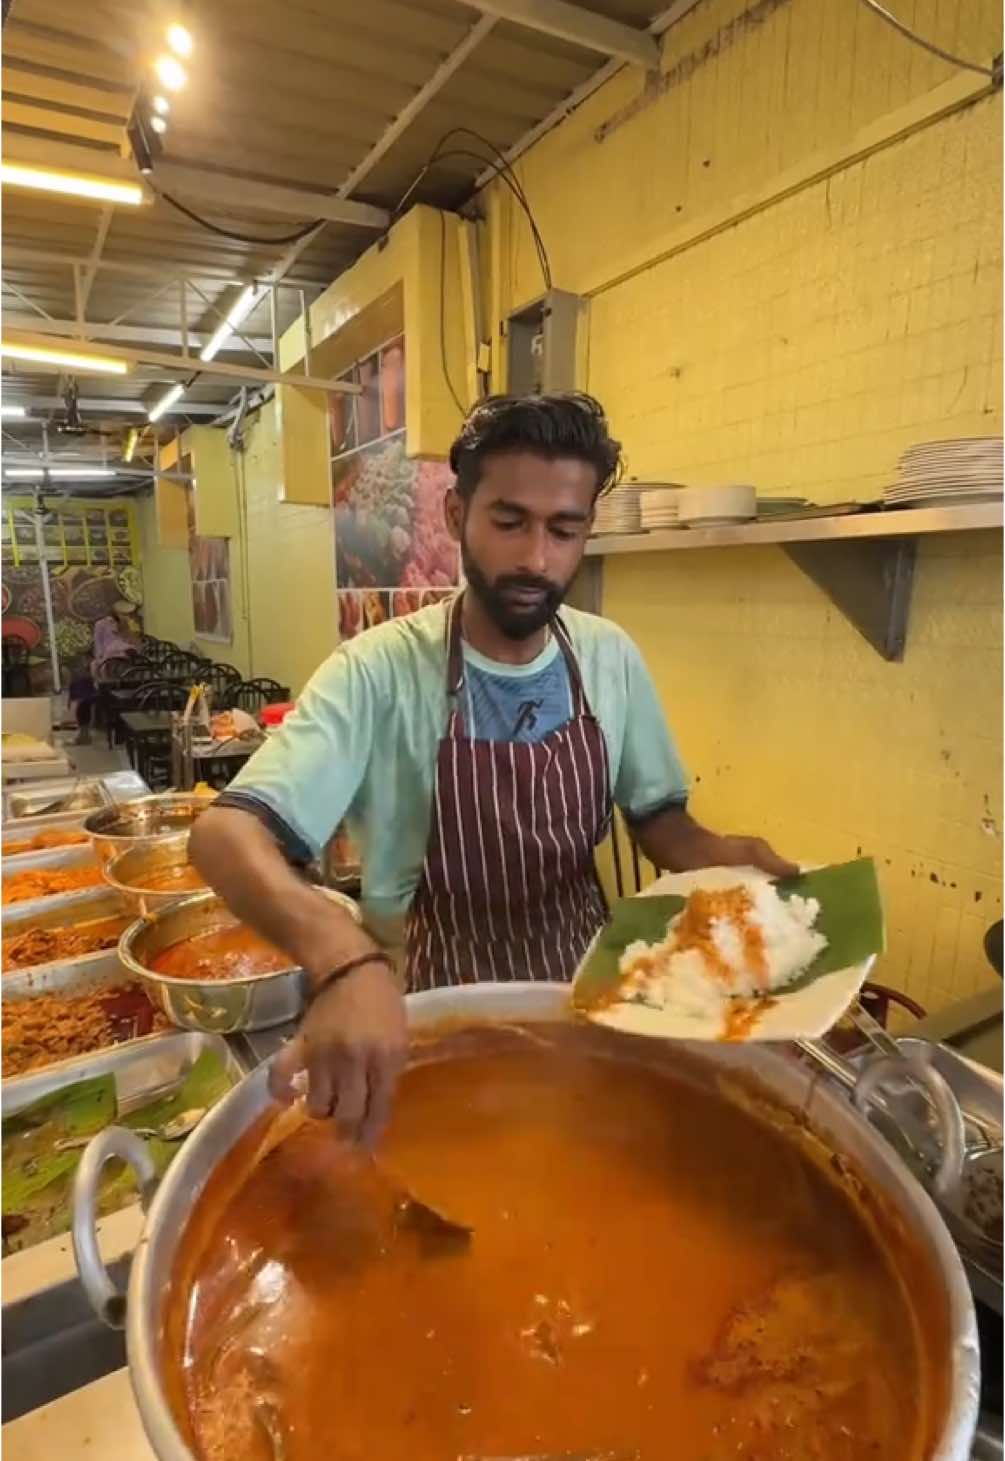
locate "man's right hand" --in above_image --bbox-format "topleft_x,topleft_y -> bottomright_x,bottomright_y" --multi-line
269,962 -> 408,1148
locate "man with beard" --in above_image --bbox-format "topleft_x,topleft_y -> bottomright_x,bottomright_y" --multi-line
192,393 -> 794,1142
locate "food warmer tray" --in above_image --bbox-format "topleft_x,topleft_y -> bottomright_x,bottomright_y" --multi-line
1,814 -> 91,861
3,1030 -> 250,1120
3,771 -> 148,826
2,842 -> 98,877
4,779 -> 111,824
2,888 -> 132,979
3,949 -> 132,1004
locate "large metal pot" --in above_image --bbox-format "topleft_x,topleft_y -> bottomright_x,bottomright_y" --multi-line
104,834 -> 205,916
86,795 -> 210,866
118,885 -> 361,1033
72,984 -> 980,1461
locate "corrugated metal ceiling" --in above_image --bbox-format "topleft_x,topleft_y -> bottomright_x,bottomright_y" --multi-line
2,0 -> 668,446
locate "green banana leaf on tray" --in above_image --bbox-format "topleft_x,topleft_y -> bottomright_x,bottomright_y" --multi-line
572,858 -> 884,1043
2,1049 -> 235,1257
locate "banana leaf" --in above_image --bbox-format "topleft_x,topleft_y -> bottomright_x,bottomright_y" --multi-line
573,858 -> 884,1012
2,1049 -> 236,1254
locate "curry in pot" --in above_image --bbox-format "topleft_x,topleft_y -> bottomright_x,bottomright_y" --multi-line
167,1030 -> 946,1461
150,923 -> 291,981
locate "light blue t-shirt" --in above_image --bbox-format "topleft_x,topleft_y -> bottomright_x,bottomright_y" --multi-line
460,636 -> 572,743
218,597 -> 688,944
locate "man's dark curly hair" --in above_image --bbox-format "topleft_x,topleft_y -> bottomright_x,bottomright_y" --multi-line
449,392 -> 623,502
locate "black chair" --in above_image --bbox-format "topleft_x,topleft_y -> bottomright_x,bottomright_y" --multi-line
119,661 -> 157,685
95,655 -> 133,746
137,681 -> 189,713
202,662 -> 242,708
606,809 -> 652,899
131,682 -> 188,787
229,678 -> 290,713
1,635 -> 31,698
160,651 -> 203,680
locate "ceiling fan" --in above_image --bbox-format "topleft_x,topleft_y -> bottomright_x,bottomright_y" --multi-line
52,380 -> 124,441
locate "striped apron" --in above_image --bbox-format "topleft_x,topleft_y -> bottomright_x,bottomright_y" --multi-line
405,597 -> 612,991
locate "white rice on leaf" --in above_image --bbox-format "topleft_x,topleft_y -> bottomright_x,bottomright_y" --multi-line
618,881 -> 828,1018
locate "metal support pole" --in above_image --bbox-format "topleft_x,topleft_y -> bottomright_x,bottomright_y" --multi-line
179,278 -> 189,358
72,265 -> 84,337
32,510 -> 62,695
269,283 -> 279,365
299,289 -> 312,376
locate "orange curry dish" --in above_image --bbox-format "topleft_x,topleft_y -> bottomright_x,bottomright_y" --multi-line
2,917 -> 130,972
150,924 -> 292,981
4,828 -> 90,856
672,886 -> 769,989
168,1035 -> 943,1461
2,983 -> 169,1077
2,865 -> 104,905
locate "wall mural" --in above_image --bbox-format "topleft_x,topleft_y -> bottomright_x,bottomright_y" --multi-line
2,562 -> 143,694
331,334 -> 459,641
185,483 -> 233,643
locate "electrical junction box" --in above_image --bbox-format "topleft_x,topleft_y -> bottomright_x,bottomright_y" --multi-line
505,290 -> 584,394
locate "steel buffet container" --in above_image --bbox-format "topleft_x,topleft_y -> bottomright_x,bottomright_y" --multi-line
72,983 -> 980,1461
85,795 -> 211,867
117,886 -> 362,1033
103,835 -> 205,917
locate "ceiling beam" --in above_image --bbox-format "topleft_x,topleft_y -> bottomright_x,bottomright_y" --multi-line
461,0 -> 658,67
2,133 -> 142,184
473,0 -> 698,186
2,134 -> 388,230
6,396 -> 226,417
152,161 -> 390,231
2,315 -> 274,352
336,15 -> 498,197
2,328 -> 361,393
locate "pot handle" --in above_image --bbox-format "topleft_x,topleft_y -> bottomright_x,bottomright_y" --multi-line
72,1126 -> 159,1329
853,1055 -> 966,1203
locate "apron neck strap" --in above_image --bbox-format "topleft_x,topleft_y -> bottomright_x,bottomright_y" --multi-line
446,593 -> 588,715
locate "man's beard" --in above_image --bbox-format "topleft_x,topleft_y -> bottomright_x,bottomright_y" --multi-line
461,539 -> 570,640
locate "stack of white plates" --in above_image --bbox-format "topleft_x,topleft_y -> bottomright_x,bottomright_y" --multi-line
677,484 -> 757,527
639,486 -> 685,530
592,485 -> 641,536
885,438 -> 1003,509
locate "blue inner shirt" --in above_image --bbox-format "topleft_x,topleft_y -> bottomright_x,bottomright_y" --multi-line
459,635 -> 573,743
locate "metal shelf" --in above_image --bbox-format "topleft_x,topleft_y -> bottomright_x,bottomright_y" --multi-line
585,501 -> 1003,556
577,501 -> 1002,662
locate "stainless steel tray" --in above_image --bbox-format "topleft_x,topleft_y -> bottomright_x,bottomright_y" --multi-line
4,779 -> 109,822
3,1030 -> 248,1122
2,889 -> 131,979
3,950 -> 129,1002
2,843 -> 98,877
1,815 -> 90,862
2,844 -> 106,917
3,770 -> 148,825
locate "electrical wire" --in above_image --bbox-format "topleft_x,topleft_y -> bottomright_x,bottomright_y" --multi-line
153,188 -> 326,246
439,208 -> 466,417
856,0 -> 996,78
393,129 -> 552,290
418,148 -> 552,290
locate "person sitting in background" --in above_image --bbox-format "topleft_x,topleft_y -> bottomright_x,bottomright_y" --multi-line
68,605 -> 138,745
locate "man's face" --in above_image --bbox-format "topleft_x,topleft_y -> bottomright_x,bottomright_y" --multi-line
446,452 -> 596,639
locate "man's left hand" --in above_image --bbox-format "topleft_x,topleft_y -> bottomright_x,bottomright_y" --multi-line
631,808 -> 799,881
695,833 -> 798,881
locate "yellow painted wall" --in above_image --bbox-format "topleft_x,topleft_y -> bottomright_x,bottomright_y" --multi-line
482,0 -> 1003,1011
139,400 -> 337,694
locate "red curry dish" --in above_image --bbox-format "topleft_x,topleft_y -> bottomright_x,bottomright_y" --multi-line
166,1032 -> 947,1461
150,924 -> 291,981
